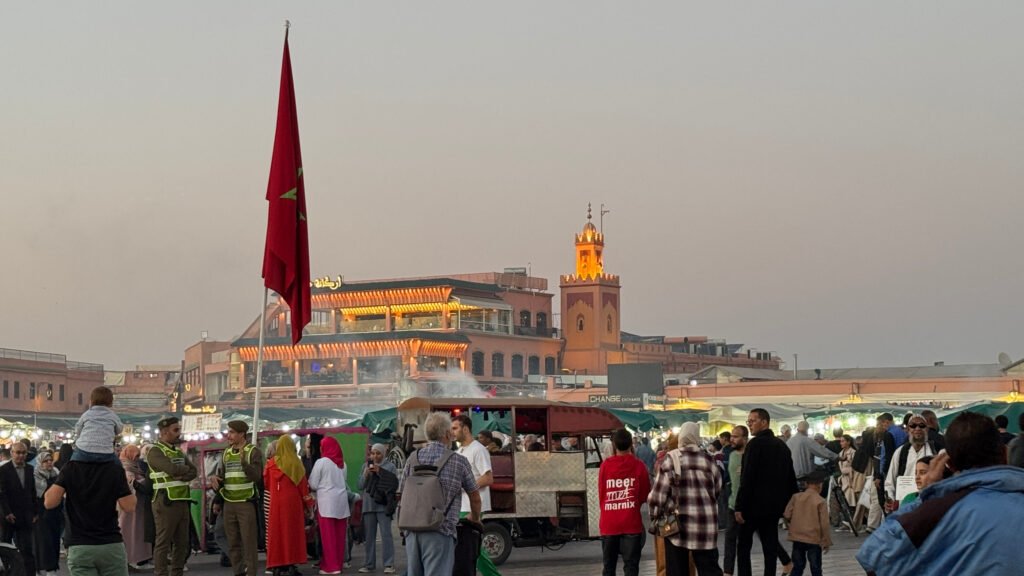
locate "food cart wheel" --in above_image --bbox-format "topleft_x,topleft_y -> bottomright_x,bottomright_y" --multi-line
482,522 -> 513,566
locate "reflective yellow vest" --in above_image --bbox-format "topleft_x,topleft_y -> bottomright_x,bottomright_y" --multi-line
149,442 -> 191,502
220,444 -> 256,502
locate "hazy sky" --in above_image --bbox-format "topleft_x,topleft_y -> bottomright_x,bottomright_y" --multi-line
4,2 -> 1024,371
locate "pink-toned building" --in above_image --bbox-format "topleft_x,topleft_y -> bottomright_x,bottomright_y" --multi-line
224,273 -> 563,409
0,347 -> 104,415
183,338 -> 232,405
106,366 -> 179,411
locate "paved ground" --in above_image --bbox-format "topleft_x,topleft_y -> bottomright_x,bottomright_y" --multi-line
94,525 -> 867,576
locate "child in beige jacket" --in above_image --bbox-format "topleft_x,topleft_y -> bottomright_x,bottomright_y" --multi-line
783,471 -> 833,576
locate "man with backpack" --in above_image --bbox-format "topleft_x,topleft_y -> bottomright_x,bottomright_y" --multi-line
397,411 -> 481,576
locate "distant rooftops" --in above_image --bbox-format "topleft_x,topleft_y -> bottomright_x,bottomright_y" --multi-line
689,362 -> 1010,384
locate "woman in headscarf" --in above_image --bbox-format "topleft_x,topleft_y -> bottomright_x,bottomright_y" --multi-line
307,437 -> 349,575
648,423 -> 716,576
33,451 -> 61,576
358,443 -> 397,574
119,444 -> 154,568
264,436 -> 314,576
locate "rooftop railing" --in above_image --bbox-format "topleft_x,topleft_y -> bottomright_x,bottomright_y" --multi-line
0,348 -> 66,364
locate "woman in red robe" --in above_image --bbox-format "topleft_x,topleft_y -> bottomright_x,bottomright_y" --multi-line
265,435 -> 314,576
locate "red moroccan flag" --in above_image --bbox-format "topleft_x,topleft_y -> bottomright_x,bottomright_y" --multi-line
263,30 -> 310,345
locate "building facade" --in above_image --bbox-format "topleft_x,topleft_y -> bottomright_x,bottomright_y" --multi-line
211,207 -> 780,409
0,347 -> 104,415
225,274 -> 563,408
106,365 -> 179,411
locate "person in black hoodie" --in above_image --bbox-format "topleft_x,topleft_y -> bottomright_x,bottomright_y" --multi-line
734,408 -> 797,576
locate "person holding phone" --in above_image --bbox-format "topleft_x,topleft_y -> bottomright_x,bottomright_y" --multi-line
358,444 -> 397,574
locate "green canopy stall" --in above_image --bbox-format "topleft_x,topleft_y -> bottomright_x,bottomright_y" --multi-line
605,409 -> 661,432
938,402 -> 1024,433
654,409 -> 710,429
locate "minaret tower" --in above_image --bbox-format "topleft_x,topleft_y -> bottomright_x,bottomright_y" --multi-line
560,204 -> 621,375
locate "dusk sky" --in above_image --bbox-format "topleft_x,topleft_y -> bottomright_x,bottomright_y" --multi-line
3,3 -> 1023,371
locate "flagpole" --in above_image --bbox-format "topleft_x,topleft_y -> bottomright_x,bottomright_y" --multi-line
252,287 -> 269,445
252,20 -> 290,447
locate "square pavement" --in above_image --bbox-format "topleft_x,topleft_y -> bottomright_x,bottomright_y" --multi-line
104,524 -> 868,576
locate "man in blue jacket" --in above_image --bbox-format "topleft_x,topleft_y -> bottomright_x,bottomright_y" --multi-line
856,411 -> 1024,575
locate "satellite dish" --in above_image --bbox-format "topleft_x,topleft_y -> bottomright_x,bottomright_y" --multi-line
998,352 -> 1012,367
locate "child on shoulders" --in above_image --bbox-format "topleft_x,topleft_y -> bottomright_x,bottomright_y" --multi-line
71,386 -> 123,462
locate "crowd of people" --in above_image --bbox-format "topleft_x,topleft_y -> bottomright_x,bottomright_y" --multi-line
3,384 -> 1024,576
596,407 -> 1024,576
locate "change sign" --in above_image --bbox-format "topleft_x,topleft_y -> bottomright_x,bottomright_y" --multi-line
588,394 -> 645,407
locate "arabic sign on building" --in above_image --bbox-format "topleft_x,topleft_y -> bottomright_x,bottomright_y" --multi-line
310,275 -> 344,290
182,413 -> 222,434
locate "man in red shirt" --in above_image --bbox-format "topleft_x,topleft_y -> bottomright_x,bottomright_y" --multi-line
599,428 -> 652,576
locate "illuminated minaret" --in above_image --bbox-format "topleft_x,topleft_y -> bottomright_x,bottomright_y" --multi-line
560,204 -> 621,375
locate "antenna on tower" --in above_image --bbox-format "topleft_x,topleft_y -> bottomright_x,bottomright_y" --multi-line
600,203 -> 610,234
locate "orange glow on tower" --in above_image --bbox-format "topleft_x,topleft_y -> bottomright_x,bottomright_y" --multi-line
574,203 -> 605,280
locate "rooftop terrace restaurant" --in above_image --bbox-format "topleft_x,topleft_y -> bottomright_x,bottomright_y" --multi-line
233,278 -> 521,392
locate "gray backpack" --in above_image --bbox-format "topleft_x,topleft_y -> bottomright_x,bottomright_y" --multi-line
397,448 -> 456,532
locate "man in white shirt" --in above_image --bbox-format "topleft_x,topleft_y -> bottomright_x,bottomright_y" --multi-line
884,414 -> 936,509
452,415 -> 500,576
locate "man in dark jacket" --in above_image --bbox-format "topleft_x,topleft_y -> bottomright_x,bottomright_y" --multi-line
0,442 -> 38,576
920,410 -> 946,453
734,408 -> 797,576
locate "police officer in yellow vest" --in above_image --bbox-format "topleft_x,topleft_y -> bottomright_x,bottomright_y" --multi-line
146,417 -> 198,576
210,420 -> 264,576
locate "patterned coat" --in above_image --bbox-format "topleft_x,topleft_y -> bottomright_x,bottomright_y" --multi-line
647,446 -> 721,551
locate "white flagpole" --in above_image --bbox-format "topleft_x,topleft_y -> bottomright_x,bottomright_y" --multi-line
252,287 -> 269,444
